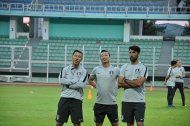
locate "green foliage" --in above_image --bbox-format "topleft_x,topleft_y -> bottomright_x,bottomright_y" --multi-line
183,21 -> 190,35
143,20 -> 165,35
23,23 -> 29,32
0,86 -> 190,126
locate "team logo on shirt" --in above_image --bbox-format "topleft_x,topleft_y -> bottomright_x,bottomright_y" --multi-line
109,70 -> 114,75
77,72 -> 82,76
135,69 -> 140,74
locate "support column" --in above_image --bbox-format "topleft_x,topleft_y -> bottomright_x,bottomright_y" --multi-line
139,20 -> 143,35
34,18 -> 38,38
9,17 -> 17,39
38,18 -> 43,38
123,20 -> 130,42
43,18 -> 49,40
29,17 -> 34,38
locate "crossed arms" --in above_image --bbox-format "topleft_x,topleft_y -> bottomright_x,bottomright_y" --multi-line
118,76 -> 146,89
59,70 -> 88,89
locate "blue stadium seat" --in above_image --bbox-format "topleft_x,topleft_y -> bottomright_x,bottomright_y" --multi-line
1,0 -> 32,3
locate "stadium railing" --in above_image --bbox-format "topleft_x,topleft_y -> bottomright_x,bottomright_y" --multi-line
0,2 -> 189,15
0,40 -> 189,86
0,45 -> 32,82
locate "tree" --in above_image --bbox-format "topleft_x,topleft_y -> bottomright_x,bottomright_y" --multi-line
183,21 -> 190,35
23,23 -> 29,32
143,20 -> 165,35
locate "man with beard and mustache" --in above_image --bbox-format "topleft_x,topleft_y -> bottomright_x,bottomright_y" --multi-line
89,50 -> 120,126
56,50 -> 88,126
118,45 -> 148,126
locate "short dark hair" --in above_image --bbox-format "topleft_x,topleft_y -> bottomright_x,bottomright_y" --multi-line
171,60 -> 177,66
72,50 -> 83,56
100,50 -> 110,56
129,45 -> 140,53
176,59 -> 181,62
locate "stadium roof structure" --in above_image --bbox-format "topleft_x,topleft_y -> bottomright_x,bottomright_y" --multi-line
0,2 -> 189,20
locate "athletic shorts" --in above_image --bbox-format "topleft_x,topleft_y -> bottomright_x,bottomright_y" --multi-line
56,98 -> 83,124
122,102 -> 145,123
93,103 -> 118,123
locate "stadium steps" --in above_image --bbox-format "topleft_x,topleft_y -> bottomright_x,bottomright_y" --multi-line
156,41 -> 175,76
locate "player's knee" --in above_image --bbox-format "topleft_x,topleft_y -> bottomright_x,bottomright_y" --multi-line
96,123 -> 103,126
111,122 -> 119,126
56,121 -> 63,126
137,122 -> 144,126
73,123 -> 80,126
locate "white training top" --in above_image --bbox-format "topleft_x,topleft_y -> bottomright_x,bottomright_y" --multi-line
166,67 -> 176,86
173,66 -> 185,83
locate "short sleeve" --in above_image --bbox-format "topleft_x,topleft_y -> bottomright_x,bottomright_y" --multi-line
119,64 -> 127,77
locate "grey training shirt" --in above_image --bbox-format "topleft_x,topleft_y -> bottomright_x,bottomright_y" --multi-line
91,65 -> 120,105
59,65 -> 88,101
119,62 -> 148,103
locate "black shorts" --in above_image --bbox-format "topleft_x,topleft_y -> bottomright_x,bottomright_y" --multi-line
93,103 -> 118,123
122,102 -> 145,123
56,98 -> 83,124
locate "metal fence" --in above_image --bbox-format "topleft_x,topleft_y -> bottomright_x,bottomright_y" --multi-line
0,45 -> 189,87
0,3 -> 189,14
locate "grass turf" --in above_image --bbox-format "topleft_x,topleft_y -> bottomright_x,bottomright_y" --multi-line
0,85 -> 190,126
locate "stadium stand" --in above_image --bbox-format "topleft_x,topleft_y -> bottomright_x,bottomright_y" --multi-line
43,0 -> 165,6
0,42 -> 31,82
173,40 -> 190,65
0,0 -> 189,84
31,38 -> 162,73
0,0 -> 32,3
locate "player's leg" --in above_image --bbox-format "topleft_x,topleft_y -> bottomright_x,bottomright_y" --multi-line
122,102 -> 135,126
178,82 -> 186,106
55,98 -> 70,126
134,102 -> 145,126
70,99 -> 83,126
167,86 -> 172,106
170,86 -> 175,106
94,103 -> 106,126
167,86 -> 175,107
56,122 -> 63,126
73,124 -> 80,126
96,123 -> 103,126
173,82 -> 178,97
107,104 -> 119,126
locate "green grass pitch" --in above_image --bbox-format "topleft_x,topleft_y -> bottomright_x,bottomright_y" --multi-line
0,85 -> 190,126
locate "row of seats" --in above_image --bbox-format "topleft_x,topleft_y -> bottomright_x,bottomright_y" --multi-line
0,0 -> 32,3
32,38 -> 162,71
42,5 -> 165,14
0,38 -> 28,45
173,41 -> 190,64
0,38 -> 28,68
44,0 -> 165,6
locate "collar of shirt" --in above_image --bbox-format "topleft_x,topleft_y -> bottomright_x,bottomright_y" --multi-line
69,64 -> 81,70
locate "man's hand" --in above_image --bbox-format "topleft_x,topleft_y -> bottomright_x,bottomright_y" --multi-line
164,81 -> 167,86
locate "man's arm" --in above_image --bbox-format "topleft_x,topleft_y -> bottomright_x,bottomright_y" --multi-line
69,72 -> 88,89
88,75 -> 96,88
125,76 -> 146,87
164,75 -> 170,84
118,76 -> 132,89
59,77 -> 79,85
177,68 -> 186,78
182,67 -> 185,78
59,68 -> 77,85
